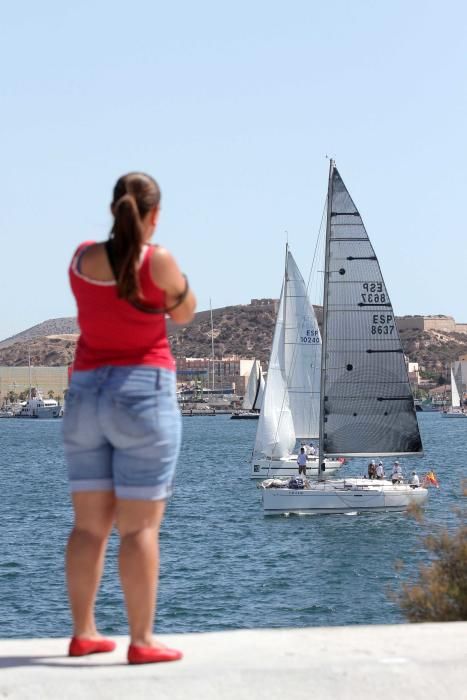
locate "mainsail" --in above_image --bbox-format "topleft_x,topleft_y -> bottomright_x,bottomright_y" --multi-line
320,165 -> 423,457
451,368 -> 461,408
284,252 -> 321,439
253,248 -> 320,458
242,360 -> 265,411
254,366 -> 265,411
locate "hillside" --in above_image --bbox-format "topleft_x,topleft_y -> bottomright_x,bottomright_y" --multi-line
0,303 -> 278,367
0,318 -> 78,350
1,304 -> 467,381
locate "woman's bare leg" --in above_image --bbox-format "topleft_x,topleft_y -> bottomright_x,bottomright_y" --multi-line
66,491 -> 116,638
116,499 -> 166,647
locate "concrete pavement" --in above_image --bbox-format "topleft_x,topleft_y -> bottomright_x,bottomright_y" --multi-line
0,623 -> 466,699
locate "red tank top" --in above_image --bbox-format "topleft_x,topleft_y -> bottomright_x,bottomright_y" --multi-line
69,241 -> 175,371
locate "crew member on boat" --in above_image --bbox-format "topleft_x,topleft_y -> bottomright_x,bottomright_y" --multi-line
391,461 -> 403,484
297,447 -> 307,476
409,471 -> 420,488
367,460 -> 377,479
376,461 -> 385,480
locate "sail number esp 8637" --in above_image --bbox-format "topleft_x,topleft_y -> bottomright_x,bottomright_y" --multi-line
361,282 -> 386,304
371,314 -> 394,335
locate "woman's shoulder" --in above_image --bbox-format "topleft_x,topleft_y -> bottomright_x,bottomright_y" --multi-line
147,244 -> 170,261
71,240 -> 99,259
70,241 -> 111,279
147,245 -> 176,275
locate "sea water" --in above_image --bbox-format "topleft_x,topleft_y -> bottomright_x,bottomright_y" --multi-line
0,413 -> 465,638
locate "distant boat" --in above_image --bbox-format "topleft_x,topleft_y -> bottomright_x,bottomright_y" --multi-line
231,360 -> 264,420
15,392 -> 62,419
262,162 -> 428,515
442,368 -> 466,418
14,349 -> 62,419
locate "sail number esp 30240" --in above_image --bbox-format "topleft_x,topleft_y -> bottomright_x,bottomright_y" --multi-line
300,329 -> 320,344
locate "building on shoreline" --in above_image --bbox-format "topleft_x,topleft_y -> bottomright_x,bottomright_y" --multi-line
0,366 -> 69,401
176,357 -> 256,395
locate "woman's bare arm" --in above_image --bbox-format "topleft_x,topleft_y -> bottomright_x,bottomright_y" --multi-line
150,246 -> 196,323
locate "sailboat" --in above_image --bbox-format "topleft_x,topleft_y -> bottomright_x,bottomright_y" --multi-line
442,367 -> 466,418
262,161 -> 428,514
251,246 -> 343,479
231,360 -> 265,419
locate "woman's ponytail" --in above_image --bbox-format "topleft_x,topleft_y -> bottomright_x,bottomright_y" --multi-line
109,173 -> 161,302
111,194 -> 143,300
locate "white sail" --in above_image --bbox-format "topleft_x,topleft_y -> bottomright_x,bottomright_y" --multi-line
284,252 -> 321,438
320,166 -> 422,457
253,366 -> 265,411
253,283 -> 295,458
243,361 -> 259,410
451,368 -> 461,408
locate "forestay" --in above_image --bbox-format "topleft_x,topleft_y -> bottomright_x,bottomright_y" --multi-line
321,167 -> 423,456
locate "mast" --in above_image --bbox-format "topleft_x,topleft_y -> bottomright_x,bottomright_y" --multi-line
210,298 -> 215,392
275,242 -> 289,453
28,346 -> 32,400
283,242 -> 288,338
318,159 -> 334,480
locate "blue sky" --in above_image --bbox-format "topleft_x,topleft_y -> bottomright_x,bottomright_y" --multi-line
0,0 -> 465,340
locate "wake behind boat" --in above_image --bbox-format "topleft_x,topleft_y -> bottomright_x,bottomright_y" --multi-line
262,161 -> 429,514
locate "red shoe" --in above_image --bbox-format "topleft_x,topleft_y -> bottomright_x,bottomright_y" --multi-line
127,643 -> 183,664
69,636 -> 116,657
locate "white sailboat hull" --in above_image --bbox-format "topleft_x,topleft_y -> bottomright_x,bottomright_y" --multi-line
262,479 -> 428,515
442,410 -> 466,418
251,456 -> 343,480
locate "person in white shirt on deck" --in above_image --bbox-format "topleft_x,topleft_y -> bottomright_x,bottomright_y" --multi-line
297,447 -> 308,476
391,461 -> 403,484
409,471 -> 420,488
376,461 -> 385,480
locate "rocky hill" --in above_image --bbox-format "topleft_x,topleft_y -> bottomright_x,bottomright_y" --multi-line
1,304 -> 467,382
0,303 -> 278,367
0,317 -> 78,350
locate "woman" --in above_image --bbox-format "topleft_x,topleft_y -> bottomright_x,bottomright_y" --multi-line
63,172 -> 196,664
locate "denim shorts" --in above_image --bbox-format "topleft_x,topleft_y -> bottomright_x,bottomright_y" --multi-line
63,366 -> 181,500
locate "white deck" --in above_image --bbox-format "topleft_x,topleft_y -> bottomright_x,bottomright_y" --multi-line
0,623 -> 465,699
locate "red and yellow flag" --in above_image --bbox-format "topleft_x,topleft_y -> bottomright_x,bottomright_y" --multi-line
423,471 -> 439,488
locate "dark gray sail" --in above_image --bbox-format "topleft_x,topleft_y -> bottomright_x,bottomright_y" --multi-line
321,165 -> 423,456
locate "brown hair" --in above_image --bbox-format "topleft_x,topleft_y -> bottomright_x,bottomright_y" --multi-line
110,172 -> 161,301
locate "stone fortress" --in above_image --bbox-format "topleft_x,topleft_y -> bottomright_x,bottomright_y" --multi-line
396,315 -> 467,334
